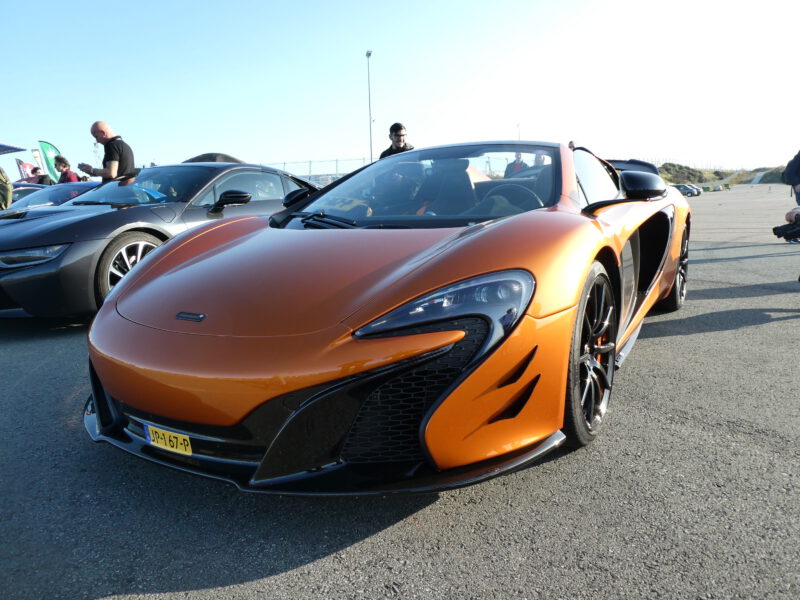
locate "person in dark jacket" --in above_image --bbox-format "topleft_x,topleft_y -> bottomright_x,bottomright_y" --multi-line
504,153 -> 529,177
780,151 -> 800,243
784,150 -> 800,206
379,123 -> 414,159
31,167 -> 53,185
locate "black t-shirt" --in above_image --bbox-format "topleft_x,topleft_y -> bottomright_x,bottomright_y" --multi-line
103,136 -> 134,180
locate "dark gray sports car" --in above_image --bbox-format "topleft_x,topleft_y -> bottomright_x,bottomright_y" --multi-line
0,161 -> 316,317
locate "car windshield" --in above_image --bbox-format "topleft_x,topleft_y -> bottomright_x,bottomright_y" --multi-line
284,144 -> 559,229
64,165 -> 216,206
9,183 -> 98,209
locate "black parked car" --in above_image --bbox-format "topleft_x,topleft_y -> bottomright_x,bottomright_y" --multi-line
671,183 -> 698,197
11,182 -> 46,204
0,162 -> 316,317
6,181 -> 99,211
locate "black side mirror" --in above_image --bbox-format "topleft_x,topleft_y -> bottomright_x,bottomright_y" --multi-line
283,187 -> 311,208
210,189 -> 251,213
620,170 -> 667,200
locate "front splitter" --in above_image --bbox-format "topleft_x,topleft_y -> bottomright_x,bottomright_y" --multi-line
84,396 -> 566,496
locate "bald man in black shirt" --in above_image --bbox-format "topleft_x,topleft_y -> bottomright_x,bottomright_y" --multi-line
78,121 -> 135,181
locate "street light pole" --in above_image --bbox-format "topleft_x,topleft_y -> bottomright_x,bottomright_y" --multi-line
366,50 -> 373,162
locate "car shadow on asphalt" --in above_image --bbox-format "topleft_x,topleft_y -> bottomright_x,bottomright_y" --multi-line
686,281 -> 800,300
0,315 -> 90,341
640,307 -> 800,339
0,319 -> 446,598
690,250 -> 799,264
8,416 -> 440,599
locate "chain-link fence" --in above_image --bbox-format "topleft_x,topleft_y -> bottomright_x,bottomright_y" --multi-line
264,158 -> 370,187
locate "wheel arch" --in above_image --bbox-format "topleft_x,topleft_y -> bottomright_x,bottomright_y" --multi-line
119,225 -> 171,243
90,226 -> 171,309
594,245 -> 622,313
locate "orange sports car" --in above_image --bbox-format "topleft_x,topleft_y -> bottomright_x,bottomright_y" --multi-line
84,142 -> 690,495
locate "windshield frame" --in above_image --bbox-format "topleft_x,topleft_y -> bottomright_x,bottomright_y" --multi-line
279,142 -> 561,230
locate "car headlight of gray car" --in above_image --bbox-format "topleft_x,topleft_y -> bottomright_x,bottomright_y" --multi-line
0,244 -> 70,268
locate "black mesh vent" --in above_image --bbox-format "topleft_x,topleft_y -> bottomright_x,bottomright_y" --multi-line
341,317 -> 489,463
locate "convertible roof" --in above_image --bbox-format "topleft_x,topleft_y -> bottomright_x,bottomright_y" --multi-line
183,152 -> 245,163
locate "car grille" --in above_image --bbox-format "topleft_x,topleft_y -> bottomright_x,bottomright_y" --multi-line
341,317 -> 489,464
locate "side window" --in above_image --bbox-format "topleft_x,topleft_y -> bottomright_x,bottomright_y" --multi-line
283,177 -> 302,194
219,171 -> 284,202
193,171 -> 286,207
192,187 -> 214,208
573,150 -> 619,204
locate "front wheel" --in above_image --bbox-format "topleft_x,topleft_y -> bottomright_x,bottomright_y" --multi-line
563,261 -> 618,447
95,232 -> 161,305
655,226 -> 689,313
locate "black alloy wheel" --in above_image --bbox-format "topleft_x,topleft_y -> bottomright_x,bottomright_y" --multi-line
95,232 -> 161,305
563,261 -> 617,447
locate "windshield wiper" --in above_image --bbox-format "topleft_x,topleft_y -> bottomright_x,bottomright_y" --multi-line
292,211 -> 358,229
71,201 -> 137,208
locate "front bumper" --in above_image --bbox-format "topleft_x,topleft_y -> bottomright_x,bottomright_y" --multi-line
84,317 -> 566,495
0,240 -> 101,316
83,392 -> 565,495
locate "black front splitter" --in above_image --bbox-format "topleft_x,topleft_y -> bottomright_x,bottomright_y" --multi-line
84,396 -> 566,497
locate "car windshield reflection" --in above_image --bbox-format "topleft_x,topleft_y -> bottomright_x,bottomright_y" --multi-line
9,183 -> 98,209
286,144 -> 559,229
65,165 -> 216,206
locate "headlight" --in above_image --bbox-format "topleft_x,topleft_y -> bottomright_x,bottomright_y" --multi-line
356,270 -> 535,351
0,244 -> 70,268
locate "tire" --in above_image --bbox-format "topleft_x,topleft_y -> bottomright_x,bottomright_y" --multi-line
655,227 -> 689,313
563,261 -> 618,448
95,232 -> 161,305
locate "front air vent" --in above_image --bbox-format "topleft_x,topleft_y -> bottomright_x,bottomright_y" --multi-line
488,375 -> 540,423
341,317 -> 489,463
497,346 -> 537,388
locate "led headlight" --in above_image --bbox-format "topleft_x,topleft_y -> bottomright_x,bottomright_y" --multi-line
0,244 -> 69,268
356,270 -> 535,352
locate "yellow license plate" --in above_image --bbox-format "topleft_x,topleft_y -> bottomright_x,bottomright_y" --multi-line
145,424 -> 192,456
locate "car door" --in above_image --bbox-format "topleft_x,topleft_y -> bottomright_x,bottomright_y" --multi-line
573,149 -> 641,336
179,168 -> 290,228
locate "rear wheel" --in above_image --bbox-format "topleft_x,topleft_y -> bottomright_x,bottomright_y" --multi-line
563,262 -> 617,447
95,232 -> 160,305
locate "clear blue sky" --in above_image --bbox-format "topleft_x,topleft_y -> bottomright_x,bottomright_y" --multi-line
2,0 -> 797,180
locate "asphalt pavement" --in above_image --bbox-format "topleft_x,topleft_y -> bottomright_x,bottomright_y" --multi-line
1,184 -> 797,600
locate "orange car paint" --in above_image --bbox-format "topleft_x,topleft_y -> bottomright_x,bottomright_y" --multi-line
424,309 -> 576,469
87,143 -> 691,478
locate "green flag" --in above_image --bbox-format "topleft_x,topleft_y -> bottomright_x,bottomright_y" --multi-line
38,141 -> 61,183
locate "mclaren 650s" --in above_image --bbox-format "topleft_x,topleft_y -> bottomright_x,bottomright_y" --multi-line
84,142 -> 690,495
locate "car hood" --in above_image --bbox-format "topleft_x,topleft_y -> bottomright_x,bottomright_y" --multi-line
114,208 -> 597,337
0,204 -> 178,246
115,217 -> 492,336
